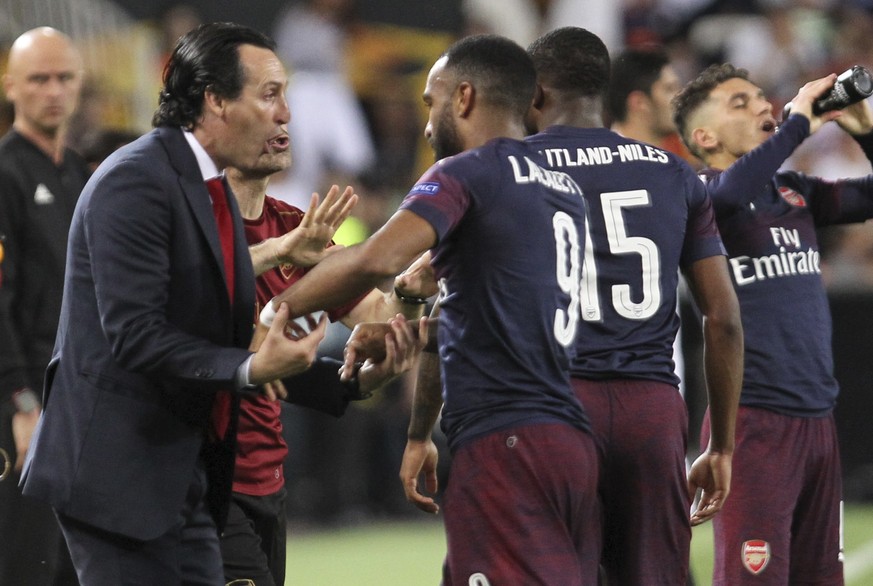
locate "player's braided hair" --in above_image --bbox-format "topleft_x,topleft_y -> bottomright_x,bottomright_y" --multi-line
152,22 -> 276,129
672,63 -> 750,159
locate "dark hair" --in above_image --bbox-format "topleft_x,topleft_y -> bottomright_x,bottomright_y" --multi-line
78,128 -> 142,166
607,48 -> 670,122
442,34 -> 536,119
152,22 -> 276,128
527,27 -> 610,99
672,63 -> 749,159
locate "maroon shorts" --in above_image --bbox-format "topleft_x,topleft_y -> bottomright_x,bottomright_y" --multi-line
442,422 -> 598,586
573,377 -> 692,584
701,406 -> 843,585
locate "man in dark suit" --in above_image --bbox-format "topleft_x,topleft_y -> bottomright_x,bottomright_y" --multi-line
20,22 -> 323,585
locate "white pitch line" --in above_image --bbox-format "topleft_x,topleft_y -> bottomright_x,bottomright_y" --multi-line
844,538 -> 873,583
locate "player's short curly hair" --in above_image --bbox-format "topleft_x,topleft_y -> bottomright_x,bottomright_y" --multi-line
526,27 -> 610,99
441,34 -> 537,120
672,63 -> 750,159
152,22 -> 276,129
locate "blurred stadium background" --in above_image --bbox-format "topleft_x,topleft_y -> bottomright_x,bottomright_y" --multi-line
3,1 -> 873,584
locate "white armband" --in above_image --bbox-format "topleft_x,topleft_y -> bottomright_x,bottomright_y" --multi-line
259,299 -> 278,327
259,299 -> 325,334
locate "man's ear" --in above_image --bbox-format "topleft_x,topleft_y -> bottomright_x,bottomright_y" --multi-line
203,87 -> 225,117
531,84 -> 545,111
691,126 -> 718,152
456,81 -> 474,118
628,90 -> 651,115
2,74 -> 15,102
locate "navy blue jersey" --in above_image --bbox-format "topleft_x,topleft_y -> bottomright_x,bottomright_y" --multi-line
703,114 -> 873,416
526,126 -> 725,385
399,137 -> 590,451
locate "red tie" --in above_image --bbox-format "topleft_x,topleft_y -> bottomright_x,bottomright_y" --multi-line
205,177 -> 235,305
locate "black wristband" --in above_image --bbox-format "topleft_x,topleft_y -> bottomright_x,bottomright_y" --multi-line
341,362 -> 373,401
394,286 -> 428,305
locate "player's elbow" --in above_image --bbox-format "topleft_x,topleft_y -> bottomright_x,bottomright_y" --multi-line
702,300 -> 743,348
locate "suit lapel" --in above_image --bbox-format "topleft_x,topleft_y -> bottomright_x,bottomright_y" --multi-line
156,127 -> 254,344
184,175 -> 227,283
158,127 -> 231,298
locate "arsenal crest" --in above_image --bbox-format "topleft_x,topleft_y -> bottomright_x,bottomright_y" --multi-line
742,539 -> 771,575
778,186 -> 807,207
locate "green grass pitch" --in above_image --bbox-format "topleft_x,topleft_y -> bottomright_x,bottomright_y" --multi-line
283,504 -> 873,585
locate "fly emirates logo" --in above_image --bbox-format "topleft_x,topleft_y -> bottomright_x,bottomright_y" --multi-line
507,155 -> 582,195
730,227 -> 821,286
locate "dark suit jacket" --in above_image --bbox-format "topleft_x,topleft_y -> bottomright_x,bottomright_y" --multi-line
21,126 -> 256,541
284,357 -> 354,418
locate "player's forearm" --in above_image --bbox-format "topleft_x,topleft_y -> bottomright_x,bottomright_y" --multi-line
271,209 -> 436,319
701,313 -> 744,454
248,239 -> 280,276
271,242 -> 390,319
343,289 -> 427,327
853,127 -> 873,165
407,300 -> 443,441
407,350 -> 443,442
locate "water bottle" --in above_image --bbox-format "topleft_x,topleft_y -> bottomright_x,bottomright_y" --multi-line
782,65 -> 873,120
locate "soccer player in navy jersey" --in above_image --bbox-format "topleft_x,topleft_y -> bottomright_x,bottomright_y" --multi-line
259,34 -> 599,585
523,27 -> 744,584
673,63 -> 873,585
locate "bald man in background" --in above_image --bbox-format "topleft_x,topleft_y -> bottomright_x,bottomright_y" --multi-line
0,27 -> 86,585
